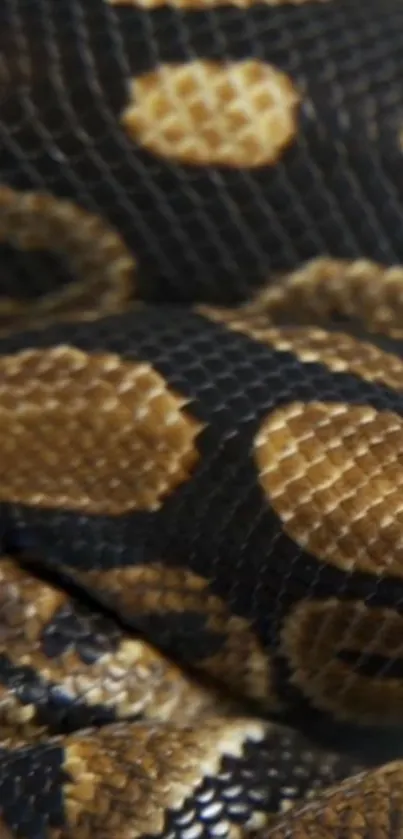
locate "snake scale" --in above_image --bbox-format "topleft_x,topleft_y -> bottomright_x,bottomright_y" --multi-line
3,0 -> 403,837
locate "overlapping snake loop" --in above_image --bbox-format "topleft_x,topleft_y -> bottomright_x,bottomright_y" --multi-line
1,1 -> 403,835
1,183 -> 403,839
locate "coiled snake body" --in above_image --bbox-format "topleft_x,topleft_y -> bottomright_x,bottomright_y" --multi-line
2,2 -> 403,837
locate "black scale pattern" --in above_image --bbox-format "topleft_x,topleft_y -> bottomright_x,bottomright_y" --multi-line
1,2 -> 403,835
0,724 -> 366,839
2,309 -> 403,746
1,0 -> 403,302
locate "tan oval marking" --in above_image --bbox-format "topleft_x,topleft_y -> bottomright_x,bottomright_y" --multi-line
200,307 -> 403,394
63,717 -> 265,837
269,761 -> 403,839
80,563 -> 276,707
0,348 -> 203,515
255,402 -> 403,577
281,598 -> 403,725
121,60 -> 300,168
242,257 -> 403,338
0,186 -> 135,335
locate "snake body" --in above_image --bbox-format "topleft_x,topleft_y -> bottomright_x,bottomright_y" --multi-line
2,1 -> 403,837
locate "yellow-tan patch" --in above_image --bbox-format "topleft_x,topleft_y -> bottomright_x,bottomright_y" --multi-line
121,60 -> 300,168
255,401 -> 403,577
80,563 -> 276,707
0,186 -> 135,335
63,717 -> 265,837
281,598 -> 403,724
93,637 -> 226,725
200,306 -> 403,394
0,556 -> 64,644
242,257 -> 403,338
0,680 -> 45,746
0,557 -> 220,730
269,761 -> 403,839
0,348 -> 203,515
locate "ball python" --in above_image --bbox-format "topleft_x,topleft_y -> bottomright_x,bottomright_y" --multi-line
2,1 -> 403,837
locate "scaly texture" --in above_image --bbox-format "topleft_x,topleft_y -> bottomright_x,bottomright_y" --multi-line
1,2 -> 403,838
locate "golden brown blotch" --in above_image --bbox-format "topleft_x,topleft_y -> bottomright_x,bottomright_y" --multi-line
281,599 -> 403,725
0,681 -> 43,747
0,556 -> 64,645
80,563 -> 276,707
268,761 -> 403,839
0,186 -> 135,335
255,402 -> 403,577
0,558 -> 221,734
92,637 -> 226,724
63,717 -> 265,838
0,558 -> 62,742
0,348 -> 203,515
121,60 -> 300,168
199,307 -> 403,394
241,257 -> 403,338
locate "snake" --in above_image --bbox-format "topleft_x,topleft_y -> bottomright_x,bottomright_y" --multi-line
2,0 -> 403,837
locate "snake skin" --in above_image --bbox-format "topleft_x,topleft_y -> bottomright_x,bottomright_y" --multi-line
2,1 -> 403,838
